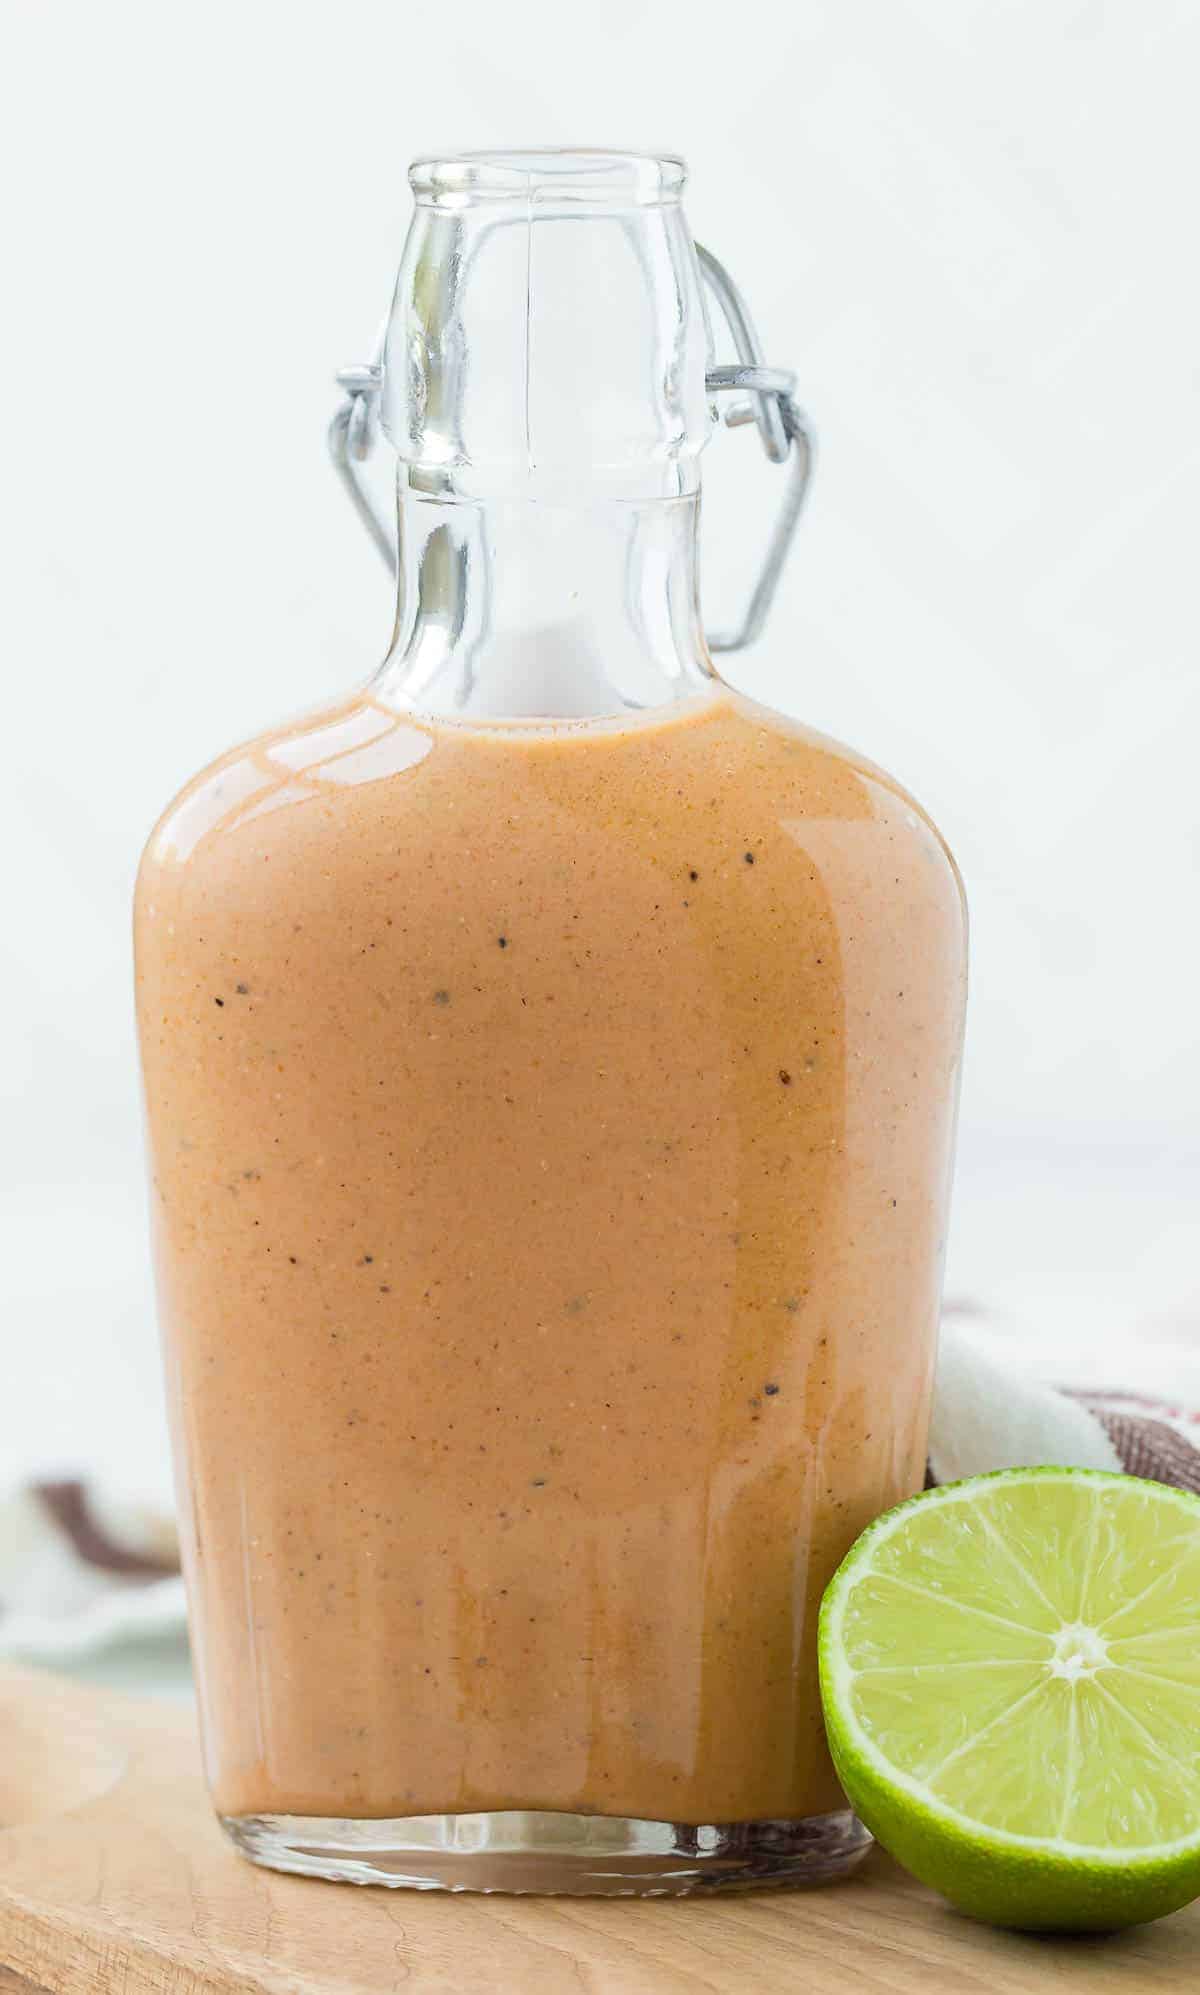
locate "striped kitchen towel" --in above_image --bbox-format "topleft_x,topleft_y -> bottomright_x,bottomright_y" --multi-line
929,1316 -> 1200,1493
0,1478 -> 183,1663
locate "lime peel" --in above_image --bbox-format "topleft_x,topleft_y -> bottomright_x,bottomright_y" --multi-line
819,1467 -> 1200,1930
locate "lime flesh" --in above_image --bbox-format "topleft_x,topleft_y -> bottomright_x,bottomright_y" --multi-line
819,1468 -> 1200,1931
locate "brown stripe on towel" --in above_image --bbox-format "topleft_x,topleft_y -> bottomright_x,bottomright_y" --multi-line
33,1481 -> 180,1581
1064,1396 -> 1200,1495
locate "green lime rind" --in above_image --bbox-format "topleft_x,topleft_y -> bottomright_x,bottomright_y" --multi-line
818,1467 -> 1200,1933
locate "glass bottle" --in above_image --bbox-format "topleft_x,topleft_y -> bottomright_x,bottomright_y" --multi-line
134,150 -> 967,1893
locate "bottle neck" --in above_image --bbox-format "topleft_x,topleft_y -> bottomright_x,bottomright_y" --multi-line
374,151 -> 716,720
373,481 -> 714,721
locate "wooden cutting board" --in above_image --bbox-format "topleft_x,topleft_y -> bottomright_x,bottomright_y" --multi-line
1,1666 -> 1196,1994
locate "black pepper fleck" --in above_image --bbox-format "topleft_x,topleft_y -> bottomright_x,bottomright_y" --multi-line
498,936 -> 508,948
744,850 -> 755,865
764,1382 -> 781,1397
213,997 -> 225,1007
689,869 -> 699,881
779,1069 -> 792,1085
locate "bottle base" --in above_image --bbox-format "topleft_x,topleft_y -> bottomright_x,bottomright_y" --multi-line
221,1806 -> 871,1895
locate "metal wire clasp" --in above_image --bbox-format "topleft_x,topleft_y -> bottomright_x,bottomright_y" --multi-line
328,244 -> 813,655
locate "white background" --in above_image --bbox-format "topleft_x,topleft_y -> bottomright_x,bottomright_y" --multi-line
2,0 -> 1198,1494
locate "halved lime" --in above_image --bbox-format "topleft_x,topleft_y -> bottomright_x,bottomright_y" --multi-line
819,1467 -> 1200,1930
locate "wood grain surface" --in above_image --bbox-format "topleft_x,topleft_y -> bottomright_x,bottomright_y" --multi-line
0,1666 -> 1196,1993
